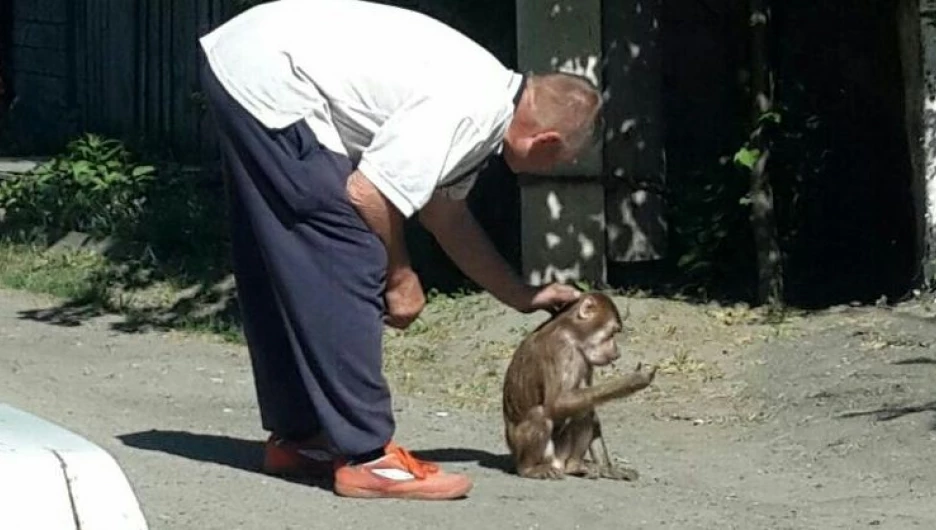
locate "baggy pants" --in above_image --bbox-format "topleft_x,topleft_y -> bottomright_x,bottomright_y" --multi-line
200,61 -> 394,457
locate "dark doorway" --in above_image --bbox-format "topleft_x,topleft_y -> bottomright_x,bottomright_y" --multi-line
0,0 -> 13,124
644,0 -> 919,308
771,1 -> 919,307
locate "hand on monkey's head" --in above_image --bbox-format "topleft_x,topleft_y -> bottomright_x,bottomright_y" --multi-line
518,282 -> 582,315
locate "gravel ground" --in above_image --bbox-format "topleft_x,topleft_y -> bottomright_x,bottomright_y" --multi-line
0,286 -> 934,529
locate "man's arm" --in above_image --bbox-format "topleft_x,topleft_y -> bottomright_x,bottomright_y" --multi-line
346,169 -> 425,329
346,169 -> 410,272
418,192 -> 535,312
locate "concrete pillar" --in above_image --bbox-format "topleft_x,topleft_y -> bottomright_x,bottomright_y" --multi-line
516,0 -> 607,285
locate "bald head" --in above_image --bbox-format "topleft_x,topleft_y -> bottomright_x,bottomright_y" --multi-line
526,73 -> 602,153
503,72 -> 603,174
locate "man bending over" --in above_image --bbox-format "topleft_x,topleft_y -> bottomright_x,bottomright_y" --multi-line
198,0 -> 602,501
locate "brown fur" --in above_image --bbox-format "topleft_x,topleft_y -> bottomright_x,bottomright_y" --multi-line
502,292 -> 657,480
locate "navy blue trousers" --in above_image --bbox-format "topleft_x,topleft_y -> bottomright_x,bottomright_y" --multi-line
200,61 -> 394,457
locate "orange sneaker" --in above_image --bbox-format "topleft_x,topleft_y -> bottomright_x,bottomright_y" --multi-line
333,442 -> 473,500
262,434 -> 335,478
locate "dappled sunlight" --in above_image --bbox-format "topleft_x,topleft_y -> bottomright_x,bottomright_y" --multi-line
552,55 -> 601,86
607,189 -> 667,263
520,180 -> 606,285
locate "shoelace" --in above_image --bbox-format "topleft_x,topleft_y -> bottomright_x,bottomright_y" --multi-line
385,442 -> 439,480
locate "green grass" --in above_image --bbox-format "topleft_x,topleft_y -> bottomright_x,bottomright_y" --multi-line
0,240 -> 244,342
0,243 -> 107,300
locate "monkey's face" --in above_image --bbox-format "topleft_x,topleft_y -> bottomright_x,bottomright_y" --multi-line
582,322 -> 621,367
574,293 -> 625,367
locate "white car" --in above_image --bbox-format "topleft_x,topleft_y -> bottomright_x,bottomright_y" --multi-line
0,403 -> 148,529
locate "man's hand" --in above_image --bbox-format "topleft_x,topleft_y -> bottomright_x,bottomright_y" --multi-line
384,266 -> 426,329
514,282 -> 582,315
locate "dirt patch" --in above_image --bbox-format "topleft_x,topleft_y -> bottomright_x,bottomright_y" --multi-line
381,290 -> 819,420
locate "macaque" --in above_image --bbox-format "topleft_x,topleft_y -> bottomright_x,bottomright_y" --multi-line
502,291 -> 657,480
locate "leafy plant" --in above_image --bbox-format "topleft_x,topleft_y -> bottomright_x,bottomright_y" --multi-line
0,133 -> 155,241
734,110 -> 783,206
668,163 -> 753,293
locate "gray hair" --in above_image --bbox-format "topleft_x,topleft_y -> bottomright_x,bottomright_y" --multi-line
525,72 -> 603,156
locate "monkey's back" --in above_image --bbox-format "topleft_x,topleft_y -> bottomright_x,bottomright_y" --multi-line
502,327 -> 574,423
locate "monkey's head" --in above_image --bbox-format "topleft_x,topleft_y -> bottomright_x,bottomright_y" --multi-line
571,293 -> 625,367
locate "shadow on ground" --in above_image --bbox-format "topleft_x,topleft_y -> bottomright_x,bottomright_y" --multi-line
832,353 -> 936,429
118,430 -> 332,491
893,356 -> 936,366
837,401 -> 936,424
118,429 -> 514,487
18,301 -> 104,328
16,273 -> 244,339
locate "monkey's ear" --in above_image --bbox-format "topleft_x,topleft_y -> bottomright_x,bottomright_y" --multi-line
576,295 -> 597,320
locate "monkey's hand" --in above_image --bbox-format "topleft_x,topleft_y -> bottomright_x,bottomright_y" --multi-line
629,362 -> 658,389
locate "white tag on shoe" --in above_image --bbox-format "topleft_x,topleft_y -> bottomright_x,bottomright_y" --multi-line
370,468 -> 416,481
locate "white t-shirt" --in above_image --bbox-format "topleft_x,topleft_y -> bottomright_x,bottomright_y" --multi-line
199,0 -> 525,218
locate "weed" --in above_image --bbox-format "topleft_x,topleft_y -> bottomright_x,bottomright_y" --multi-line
0,244 -> 106,300
0,134 -> 155,242
657,348 -> 723,381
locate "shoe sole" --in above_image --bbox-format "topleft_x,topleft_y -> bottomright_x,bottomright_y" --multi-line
333,481 -> 473,501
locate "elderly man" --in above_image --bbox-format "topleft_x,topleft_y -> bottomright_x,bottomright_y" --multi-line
198,0 -> 602,500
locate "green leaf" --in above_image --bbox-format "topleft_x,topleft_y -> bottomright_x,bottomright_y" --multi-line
132,165 -> 156,178
70,160 -> 92,175
677,252 -> 697,268
758,112 -> 782,125
102,145 -> 123,162
733,147 -> 761,169
686,260 -> 712,274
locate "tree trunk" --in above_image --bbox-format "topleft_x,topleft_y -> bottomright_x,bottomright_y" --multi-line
748,0 -> 784,312
919,0 -> 936,285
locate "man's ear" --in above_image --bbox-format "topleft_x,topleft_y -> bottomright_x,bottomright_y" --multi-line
531,130 -> 562,147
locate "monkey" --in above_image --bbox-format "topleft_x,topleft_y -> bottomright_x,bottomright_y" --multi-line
501,291 -> 657,481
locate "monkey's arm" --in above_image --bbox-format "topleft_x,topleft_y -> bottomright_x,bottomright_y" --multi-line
547,365 -> 656,421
